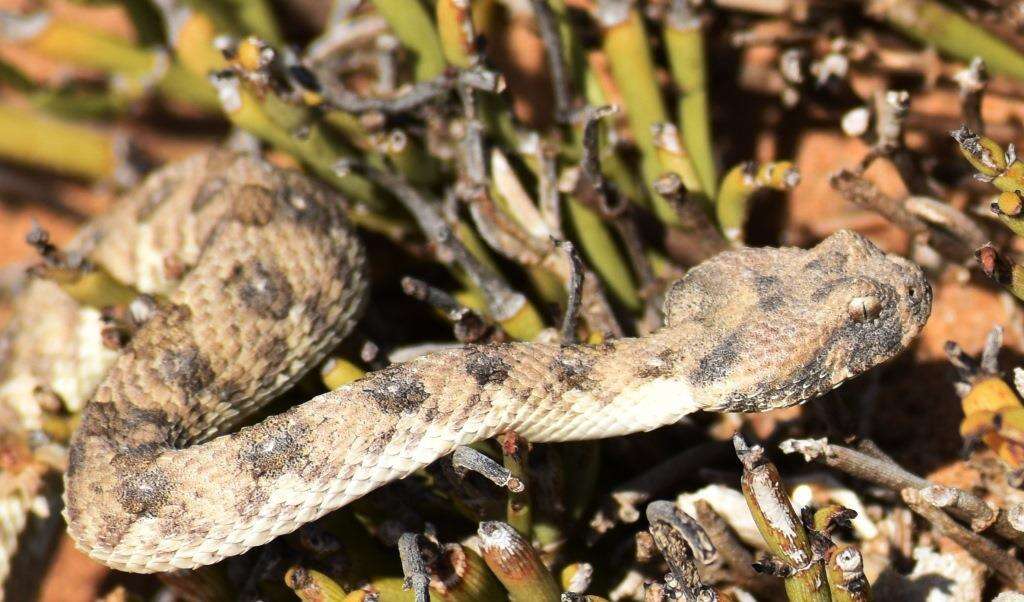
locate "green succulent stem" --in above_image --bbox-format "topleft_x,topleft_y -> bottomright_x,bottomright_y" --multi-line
565,199 -> 642,311
436,0 -> 477,69
286,566 -> 348,602
951,125 -> 1024,236
112,0 -> 167,46
597,2 -> 682,226
736,436 -> 830,602
663,3 -> 716,197
824,546 -> 872,602
371,0 -> 447,80
22,17 -> 217,109
441,544 -> 508,601
867,0 -> 1024,83
716,161 -> 800,244
502,434 -> 533,538
225,0 -> 283,45
0,103 -> 117,179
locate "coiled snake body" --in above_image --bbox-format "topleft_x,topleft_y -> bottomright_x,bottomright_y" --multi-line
1,152 -> 931,574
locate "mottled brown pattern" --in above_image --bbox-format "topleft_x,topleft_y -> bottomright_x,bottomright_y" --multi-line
362,366 -> 430,414
158,346 -> 215,398
230,185 -> 278,227
464,346 -> 512,386
240,424 -> 306,480
228,260 -> 295,321
42,153 -> 931,575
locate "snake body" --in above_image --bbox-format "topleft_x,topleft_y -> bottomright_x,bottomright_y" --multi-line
2,152 -> 932,574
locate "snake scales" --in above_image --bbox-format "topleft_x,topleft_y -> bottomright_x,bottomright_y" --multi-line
0,151 -> 931,575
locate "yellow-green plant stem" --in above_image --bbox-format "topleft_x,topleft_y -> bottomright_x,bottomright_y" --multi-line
382,131 -> 443,188
29,88 -> 128,120
0,57 -> 34,91
716,161 -> 799,244
180,0 -> 282,44
563,441 -> 601,523
565,199 -> 641,311
663,11 -> 716,197
599,5 -> 677,225
438,545 -> 507,601
372,0 -> 447,80
174,18 -> 382,210
436,0 -> 476,68
503,435 -> 532,538
525,136 -> 642,314
0,103 -> 116,179
220,84 -> 380,207
652,122 -> 706,211
868,0 -> 1024,83
225,0 -> 283,45
952,126 -> 1024,236
51,268 -> 138,308
99,0 -> 167,46
286,566 -> 348,602
545,17 -> 648,312
339,547 -> 502,601
995,192 -> 1024,237
737,437 -> 829,602
824,546 -> 872,602
448,222 -> 544,341
22,18 -> 217,108
344,577 -> 423,601
174,10 -> 227,77
497,301 -> 546,341
321,357 -> 366,391
547,0 -> 585,92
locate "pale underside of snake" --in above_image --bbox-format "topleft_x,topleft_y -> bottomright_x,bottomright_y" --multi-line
1,151 -> 932,574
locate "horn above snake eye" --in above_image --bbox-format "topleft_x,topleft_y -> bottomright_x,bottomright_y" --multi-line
848,295 -> 881,323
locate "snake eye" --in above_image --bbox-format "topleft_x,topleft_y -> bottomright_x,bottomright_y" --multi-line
848,295 -> 881,323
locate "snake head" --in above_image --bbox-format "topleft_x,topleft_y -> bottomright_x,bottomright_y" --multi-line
665,229 -> 931,412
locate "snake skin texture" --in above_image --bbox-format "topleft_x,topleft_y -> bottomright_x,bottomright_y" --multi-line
2,152 -> 932,575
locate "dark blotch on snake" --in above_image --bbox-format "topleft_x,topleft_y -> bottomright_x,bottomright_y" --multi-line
77,402 -> 173,444
691,332 -> 743,385
755,275 -> 785,313
551,350 -> 596,389
231,184 -> 278,226
464,347 -> 511,386
242,429 -> 301,479
804,250 -> 849,275
112,447 -> 171,516
363,367 -> 429,414
160,345 -> 215,398
276,175 -> 341,236
229,259 -> 295,321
